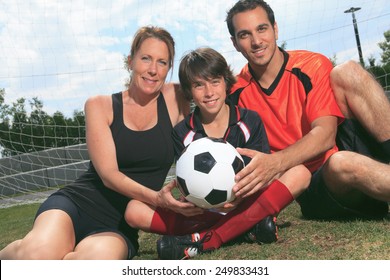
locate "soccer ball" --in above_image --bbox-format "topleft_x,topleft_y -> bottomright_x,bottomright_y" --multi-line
175,137 -> 245,209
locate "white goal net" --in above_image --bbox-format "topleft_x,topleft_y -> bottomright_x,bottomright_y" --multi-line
0,0 -> 389,207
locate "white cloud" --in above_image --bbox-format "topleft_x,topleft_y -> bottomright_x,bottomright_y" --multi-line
0,0 -> 389,116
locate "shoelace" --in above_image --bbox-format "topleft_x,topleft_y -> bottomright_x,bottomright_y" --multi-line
180,232 -> 213,260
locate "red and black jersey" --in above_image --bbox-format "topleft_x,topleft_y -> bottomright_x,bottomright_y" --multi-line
228,49 -> 344,172
172,100 -> 270,165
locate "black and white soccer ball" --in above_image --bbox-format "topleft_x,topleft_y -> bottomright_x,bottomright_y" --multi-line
175,137 -> 245,209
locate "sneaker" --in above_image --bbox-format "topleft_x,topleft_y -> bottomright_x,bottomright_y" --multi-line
244,216 -> 278,244
157,232 -> 212,260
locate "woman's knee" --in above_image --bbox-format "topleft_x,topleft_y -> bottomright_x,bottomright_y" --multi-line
16,237 -> 70,259
88,242 -> 128,260
69,233 -> 128,260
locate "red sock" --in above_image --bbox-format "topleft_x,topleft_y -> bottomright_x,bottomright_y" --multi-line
199,180 -> 293,250
150,208 -> 223,235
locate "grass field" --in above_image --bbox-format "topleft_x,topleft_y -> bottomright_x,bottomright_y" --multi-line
1,201 -> 389,260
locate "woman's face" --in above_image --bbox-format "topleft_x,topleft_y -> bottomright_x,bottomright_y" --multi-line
129,37 -> 170,95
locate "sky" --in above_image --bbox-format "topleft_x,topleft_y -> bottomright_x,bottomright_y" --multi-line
0,0 -> 389,116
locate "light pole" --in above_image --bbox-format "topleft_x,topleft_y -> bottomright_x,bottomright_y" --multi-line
344,7 -> 364,65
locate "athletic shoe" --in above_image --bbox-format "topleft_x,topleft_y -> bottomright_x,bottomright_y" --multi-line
157,232 -> 213,260
243,216 -> 278,244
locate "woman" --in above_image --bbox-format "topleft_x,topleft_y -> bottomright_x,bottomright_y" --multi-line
0,26 -> 194,260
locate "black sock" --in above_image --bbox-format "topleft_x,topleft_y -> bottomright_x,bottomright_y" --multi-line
380,139 -> 390,159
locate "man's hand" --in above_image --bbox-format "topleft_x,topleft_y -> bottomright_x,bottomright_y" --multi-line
233,148 -> 282,197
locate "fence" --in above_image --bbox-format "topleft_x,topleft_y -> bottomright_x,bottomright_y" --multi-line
0,144 -> 89,197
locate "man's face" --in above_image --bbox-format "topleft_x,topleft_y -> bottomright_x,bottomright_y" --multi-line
231,6 -> 278,68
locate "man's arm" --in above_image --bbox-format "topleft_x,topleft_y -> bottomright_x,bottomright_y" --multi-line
233,115 -> 338,197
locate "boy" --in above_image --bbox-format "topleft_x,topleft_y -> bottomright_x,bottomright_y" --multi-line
125,47 -> 311,259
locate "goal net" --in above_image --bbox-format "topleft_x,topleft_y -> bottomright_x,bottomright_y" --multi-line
0,0 -> 389,207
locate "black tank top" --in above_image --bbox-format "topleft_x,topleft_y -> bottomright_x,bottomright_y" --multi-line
57,91 -> 174,226
110,91 -> 174,189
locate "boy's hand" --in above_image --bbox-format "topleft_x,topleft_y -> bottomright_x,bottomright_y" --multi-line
158,180 -> 204,216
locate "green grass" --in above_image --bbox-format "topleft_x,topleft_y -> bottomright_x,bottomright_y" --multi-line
2,202 -> 388,259
0,203 -> 40,248
135,202 -> 390,260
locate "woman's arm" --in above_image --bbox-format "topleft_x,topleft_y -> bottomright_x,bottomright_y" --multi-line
84,94 -> 201,215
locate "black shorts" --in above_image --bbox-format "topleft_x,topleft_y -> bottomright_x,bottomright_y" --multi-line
296,166 -> 388,220
336,118 -> 388,163
35,193 -> 138,259
296,118 -> 389,220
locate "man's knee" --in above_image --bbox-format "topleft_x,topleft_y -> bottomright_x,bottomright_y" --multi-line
322,151 -> 371,203
324,151 -> 362,183
331,60 -> 364,91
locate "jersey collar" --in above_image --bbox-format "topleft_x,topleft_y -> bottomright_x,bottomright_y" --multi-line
188,99 -> 241,133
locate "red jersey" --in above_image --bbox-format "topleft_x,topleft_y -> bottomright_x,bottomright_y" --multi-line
228,49 -> 344,172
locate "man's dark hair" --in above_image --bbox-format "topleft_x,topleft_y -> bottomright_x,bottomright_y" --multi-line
226,0 -> 275,37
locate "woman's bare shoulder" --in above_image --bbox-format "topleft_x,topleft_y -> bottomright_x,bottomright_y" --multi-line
84,94 -> 116,126
84,94 -> 113,111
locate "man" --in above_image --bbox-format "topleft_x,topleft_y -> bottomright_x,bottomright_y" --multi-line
226,0 -> 390,220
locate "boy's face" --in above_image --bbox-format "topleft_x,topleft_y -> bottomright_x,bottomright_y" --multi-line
191,76 -> 227,116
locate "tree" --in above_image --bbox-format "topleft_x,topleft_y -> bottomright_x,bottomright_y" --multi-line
368,64 -> 390,91
329,54 -> 337,67
280,41 -> 287,50
0,90 -> 86,157
0,89 -> 12,157
367,30 -> 390,91
378,30 -> 390,65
